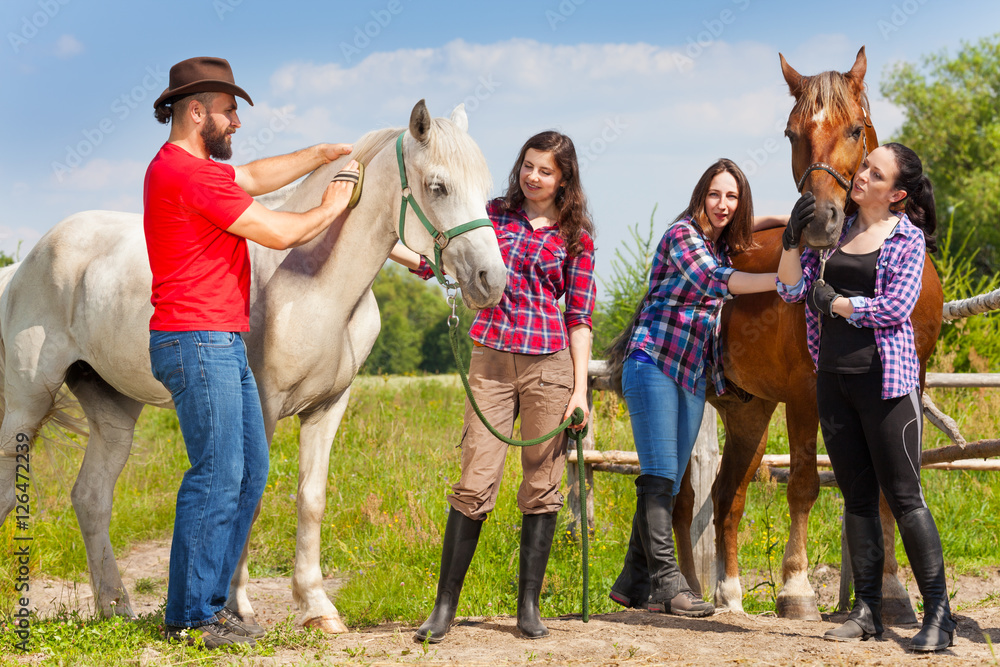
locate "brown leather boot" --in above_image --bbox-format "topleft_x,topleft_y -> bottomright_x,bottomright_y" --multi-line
637,475 -> 713,618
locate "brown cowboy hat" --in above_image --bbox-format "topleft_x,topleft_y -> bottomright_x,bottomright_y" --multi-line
153,56 -> 254,109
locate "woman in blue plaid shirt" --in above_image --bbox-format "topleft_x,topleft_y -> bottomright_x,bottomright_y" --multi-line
777,143 -> 952,652
607,159 -> 780,618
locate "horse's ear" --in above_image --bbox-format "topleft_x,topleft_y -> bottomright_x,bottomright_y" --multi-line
847,45 -> 867,85
409,99 -> 432,143
450,104 -> 469,133
779,53 -> 802,96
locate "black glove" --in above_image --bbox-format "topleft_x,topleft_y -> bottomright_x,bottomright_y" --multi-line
807,279 -> 843,318
782,192 -> 816,251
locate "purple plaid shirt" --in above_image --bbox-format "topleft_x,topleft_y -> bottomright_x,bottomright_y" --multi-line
411,198 -> 595,355
626,217 -> 736,395
776,213 -> 926,400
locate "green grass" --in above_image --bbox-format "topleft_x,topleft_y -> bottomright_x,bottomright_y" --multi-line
2,374 -> 999,663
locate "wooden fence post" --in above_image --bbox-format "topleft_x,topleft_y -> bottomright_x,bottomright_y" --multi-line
689,404 -> 719,597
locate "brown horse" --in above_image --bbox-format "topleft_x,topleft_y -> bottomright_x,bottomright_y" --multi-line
673,47 -> 943,622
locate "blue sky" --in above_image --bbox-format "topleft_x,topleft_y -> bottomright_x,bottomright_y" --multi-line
2,0 -> 998,296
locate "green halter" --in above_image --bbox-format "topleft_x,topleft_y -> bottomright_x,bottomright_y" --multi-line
395,132 -> 493,286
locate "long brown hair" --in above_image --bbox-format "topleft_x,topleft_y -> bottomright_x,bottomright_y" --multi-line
679,158 -> 755,255
501,131 -> 594,256
602,159 -> 754,393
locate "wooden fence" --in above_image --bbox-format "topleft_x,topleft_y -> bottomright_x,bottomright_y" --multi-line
565,361 -> 1000,603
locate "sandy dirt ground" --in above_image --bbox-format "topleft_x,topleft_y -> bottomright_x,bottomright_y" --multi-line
21,540 -> 1000,665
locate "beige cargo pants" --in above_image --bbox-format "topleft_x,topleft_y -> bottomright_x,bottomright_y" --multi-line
448,345 -> 575,520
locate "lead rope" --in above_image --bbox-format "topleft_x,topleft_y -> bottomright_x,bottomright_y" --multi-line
445,288 -> 591,622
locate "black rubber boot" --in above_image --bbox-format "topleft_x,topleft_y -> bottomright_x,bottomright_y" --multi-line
414,508 -> 483,643
637,475 -> 714,618
825,512 -> 884,642
610,483 -> 650,609
898,508 -> 955,652
516,512 -> 558,639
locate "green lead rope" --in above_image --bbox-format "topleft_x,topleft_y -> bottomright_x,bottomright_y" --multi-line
448,323 -> 591,622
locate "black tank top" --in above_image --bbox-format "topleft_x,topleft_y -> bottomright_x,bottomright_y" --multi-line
817,247 -> 879,374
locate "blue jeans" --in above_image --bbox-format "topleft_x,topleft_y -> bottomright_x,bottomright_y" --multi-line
149,331 -> 269,628
622,355 -> 706,486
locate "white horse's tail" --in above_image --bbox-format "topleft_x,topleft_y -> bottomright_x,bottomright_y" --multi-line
43,387 -> 89,442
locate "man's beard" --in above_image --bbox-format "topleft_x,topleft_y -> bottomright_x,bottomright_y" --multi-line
201,114 -> 233,161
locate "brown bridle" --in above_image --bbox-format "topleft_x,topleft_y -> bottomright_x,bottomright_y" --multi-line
795,106 -> 879,195
797,106 -> 879,285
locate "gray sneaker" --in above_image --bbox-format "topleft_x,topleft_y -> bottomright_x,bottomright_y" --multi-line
164,621 -> 257,649
218,607 -> 267,638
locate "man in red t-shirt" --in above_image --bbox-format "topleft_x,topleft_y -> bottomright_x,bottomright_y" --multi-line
144,56 -> 359,649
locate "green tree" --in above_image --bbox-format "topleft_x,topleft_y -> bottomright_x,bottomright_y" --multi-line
592,206 -> 658,355
363,263 -> 473,375
0,241 -> 20,267
881,34 -> 1000,272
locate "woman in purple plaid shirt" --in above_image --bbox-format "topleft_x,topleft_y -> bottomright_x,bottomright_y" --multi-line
777,143 -> 952,652
392,131 -> 595,642
608,159 -> 779,618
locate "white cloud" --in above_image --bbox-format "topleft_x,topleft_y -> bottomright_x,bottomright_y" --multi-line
259,37 -> 877,282
53,158 -> 145,192
55,34 -> 84,58
0,226 -> 41,257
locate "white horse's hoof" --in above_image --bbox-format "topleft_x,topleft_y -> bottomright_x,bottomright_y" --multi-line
303,615 -> 349,634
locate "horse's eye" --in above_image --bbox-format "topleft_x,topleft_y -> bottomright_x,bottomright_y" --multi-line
784,129 -> 796,142
428,182 -> 448,197
850,126 -> 863,140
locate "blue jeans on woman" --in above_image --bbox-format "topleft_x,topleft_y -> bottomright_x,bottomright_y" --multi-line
149,330 -> 270,628
622,354 -> 706,487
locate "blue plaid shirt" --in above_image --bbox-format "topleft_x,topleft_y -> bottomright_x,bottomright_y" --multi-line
776,213 -> 926,400
627,217 -> 735,395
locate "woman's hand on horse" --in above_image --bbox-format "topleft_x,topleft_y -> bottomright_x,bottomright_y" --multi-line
782,192 -> 816,251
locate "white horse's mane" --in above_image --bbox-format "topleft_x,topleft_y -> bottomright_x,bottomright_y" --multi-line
265,116 -> 492,214
329,120 -> 491,195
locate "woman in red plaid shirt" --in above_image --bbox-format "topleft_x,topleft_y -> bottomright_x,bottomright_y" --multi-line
392,131 -> 595,642
778,143 -> 952,652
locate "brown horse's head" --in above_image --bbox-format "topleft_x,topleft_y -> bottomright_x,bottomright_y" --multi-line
780,46 -> 877,249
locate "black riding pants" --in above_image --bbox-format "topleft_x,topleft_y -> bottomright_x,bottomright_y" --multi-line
817,369 -> 927,520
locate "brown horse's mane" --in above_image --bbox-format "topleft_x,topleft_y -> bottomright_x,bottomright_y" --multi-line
790,70 -> 870,123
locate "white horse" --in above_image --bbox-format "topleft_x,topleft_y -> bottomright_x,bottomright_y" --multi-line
0,100 -> 505,633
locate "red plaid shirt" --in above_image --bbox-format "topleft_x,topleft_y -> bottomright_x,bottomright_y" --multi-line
412,198 -> 595,355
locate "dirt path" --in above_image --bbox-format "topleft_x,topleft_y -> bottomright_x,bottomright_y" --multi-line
25,541 -> 1000,665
